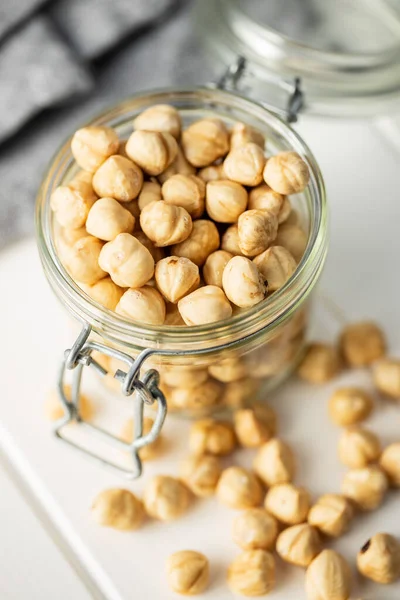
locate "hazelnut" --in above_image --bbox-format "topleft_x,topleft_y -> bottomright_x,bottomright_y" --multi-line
203,250 -> 233,288
169,379 -> 222,413
71,170 -> 93,185
143,475 -> 190,521
171,219 -> 220,266
133,104 -> 181,139
308,494 -> 354,538
158,145 -> 196,184
220,223 -> 243,256
133,230 -> 165,263
224,143 -> 265,186
305,550 -> 351,600
91,488 -> 144,530
338,427 -> 381,468
265,483 -> 310,525
164,302 -> 185,326
44,385 -> 93,421
232,508 -> 278,551
373,358 -> 400,399
380,442 -> 400,487
98,233 -> 154,288
56,225 -> 88,263
238,209 -> 278,257
126,130 -> 178,175
263,151 -> 310,195
197,163 -> 226,182
227,549 -> 275,596
162,174 -> 205,218
275,223 -> 308,262
221,378 -> 259,409
181,118 -> 229,167
116,286 -> 166,325
216,466 -> 263,509
253,439 -> 295,486
230,122 -> 265,149
276,524 -> 321,567
122,198 -> 140,220
161,365 -> 208,388
234,403 -> 277,448
189,418 -> 236,456
329,387 -> 373,426
81,277 -> 124,310
297,342 -> 341,384
178,285 -> 232,326
248,184 -> 289,223
179,454 -> 222,497
51,179 -> 97,229
253,245 -> 297,292
92,155 -> 143,202
357,533 -> 400,584
339,321 -> 386,367
208,356 -> 248,383
222,256 -> 266,308
137,180 -> 162,211
71,125 -> 119,172
166,550 -> 209,595
65,235 -> 106,284
155,256 -> 200,303
140,201 -> 193,247
86,197 -> 135,240
120,415 -> 163,461
341,465 -> 388,510
205,180 -> 248,223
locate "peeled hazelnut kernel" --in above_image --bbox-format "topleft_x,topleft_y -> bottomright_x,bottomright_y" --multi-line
238,209 -> 278,257
45,385 -> 93,421
91,488 -> 144,530
339,321 -> 386,367
223,256 -> 266,308
81,277 -> 124,310
65,235 -> 106,284
203,250 -> 233,288
126,130 -> 178,175
141,200 -> 193,247
182,118 -> 229,167
205,180 -> 248,223
133,104 -> 181,139
169,379 -> 222,413
133,230 -> 165,263
86,197 -> 135,241
208,357 -> 247,383
232,508 -> 278,551
263,151 -> 310,195
357,533 -> 400,584
166,550 -> 209,595
216,466 -> 263,509
275,223 -> 308,262
253,245 -> 297,292
221,224 -> 243,256
171,219 -> 220,266
308,494 -> 354,538
158,145 -> 196,184
306,550 -> 351,600
276,524 -> 321,568
91,155 -> 143,202
162,365 -> 208,389
248,184 -> 287,222
253,439 -> 295,487
155,256 -> 200,303
56,226 -> 88,262
224,143 -> 266,186
137,180 -> 162,211
71,126 -> 119,172
341,465 -> 388,510
164,302 -> 185,326
234,404 -> 277,448
51,179 -> 97,229
99,233 -> 154,288
373,358 -> 400,399
338,427 -> 381,468
162,174 -> 206,218
143,475 -> 190,521
179,454 -> 222,497
297,342 -> 342,384
197,163 -> 226,182
120,416 -> 163,461
380,443 -> 400,487
265,483 -> 310,525
71,170 -> 93,185
221,378 -> 259,409
227,549 -> 275,596
116,286 -> 165,325
189,418 -> 237,456
230,122 -> 265,149
329,387 -> 373,426
178,285 -> 232,326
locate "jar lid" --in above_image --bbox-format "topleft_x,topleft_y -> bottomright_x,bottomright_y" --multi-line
195,0 -> 400,117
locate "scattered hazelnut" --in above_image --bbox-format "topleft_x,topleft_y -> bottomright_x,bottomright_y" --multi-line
380,442 -> 400,487
65,235 -> 106,284
234,404 -> 277,448
203,250 -> 233,288
120,416 -> 163,461
98,233 -> 154,288
373,358 -> 400,399
275,223 -> 308,262
263,151 -> 310,195
171,219 -> 220,266
216,466 -> 263,509
297,342 -> 342,384
238,209 -> 278,257
143,475 -> 190,521
92,155 -> 143,202
169,379 -> 222,413
230,122 -> 265,149
178,285 -> 232,325
179,454 -> 222,497
329,387 -> 373,426
208,356 -> 247,383
308,494 -> 354,538
339,321 -> 386,367
197,163 -> 226,182
276,524 -> 321,567
265,483 -> 310,525
133,104 -> 181,139
91,488 -> 144,530
126,130 -> 178,175
50,179 -> 97,229
253,245 -> 297,292
161,365 -> 208,388
341,465 -> 388,510
220,223 -> 243,256
162,174 -> 205,218
205,180 -> 248,223
137,180 -> 162,211
338,427 -> 381,468
44,385 -> 93,421
232,508 -> 278,551
227,549 -> 275,596
71,125 -> 119,172
189,418 -> 236,456
155,256 -> 200,303
222,256 -> 266,308
116,286 -> 166,325
140,201 -> 193,247
357,533 -> 400,584
224,143 -> 266,186
253,439 -> 295,486
81,277 -> 124,310
181,118 -> 229,167
305,550 -> 351,600
166,550 -> 209,595
86,197 -> 135,240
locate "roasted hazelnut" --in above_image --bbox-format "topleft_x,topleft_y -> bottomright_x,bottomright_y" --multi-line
339,321 -> 386,367
162,174 -> 205,218
44,385 -> 93,421
357,533 -> 400,584
197,163 -> 226,182
203,250 -> 233,288
205,180 -> 248,223
238,209 -> 278,257
140,201 -> 193,247
222,256 -> 266,308
329,387 -> 373,426
155,256 -> 200,303
120,415 -> 163,461
116,286 -> 166,325
373,358 -> 400,399
92,155 -> 143,202
265,483 -> 310,525
221,378 -> 259,409
216,466 -> 263,509
275,223 -> 308,262
86,197 -> 135,240
126,130 -> 178,176
171,219 -> 220,266
71,125 -> 119,172
161,365 -> 208,388
181,118 -> 229,167
234,403 -> 277,448
380,442 -> 400,487
158,145 -> 196,184
143,475 -> 190,521
338,427 -> 381,468
81,277 -> 124,310
297,343 -> 342,384
133,104 -> 181,139
169,379 -> 222,413
178,285 -> 232,326
137,180 -> 162,211
227,550 -> 275,596
224,143 -> 265,186
230,122 -> 265,149
91,488 -> 144,530
308,494 -> 354,538
166,550 -> 209,595
305,550 -> 351,600
232,508 -> 278,551
341,465 -> 388,510
276,524 -> 321,567
65,235 -> 106,284
98,233 -> 154,288
179,454 -> 222,497
248,184 -> 289,223
133,230 -> 165,263
208,356 -> 247,383
220,223 -> 244,256
253,245 -> 297,292
51,178 -> 97,229
263,151 -> 310,195
189,418 -> 236,456
253,439 -> 295,486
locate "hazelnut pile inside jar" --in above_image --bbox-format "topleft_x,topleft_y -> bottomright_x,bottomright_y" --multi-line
52,104 -> 310,416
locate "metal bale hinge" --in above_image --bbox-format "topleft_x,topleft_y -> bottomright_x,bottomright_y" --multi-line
54,323 -> 167,479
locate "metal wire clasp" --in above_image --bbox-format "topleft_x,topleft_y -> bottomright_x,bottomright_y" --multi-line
54,323 -> 167,479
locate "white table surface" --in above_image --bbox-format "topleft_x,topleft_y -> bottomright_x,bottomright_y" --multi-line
1,115 -> 400,599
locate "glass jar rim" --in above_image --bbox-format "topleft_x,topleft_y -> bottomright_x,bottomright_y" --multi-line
36,86 -> 328,353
